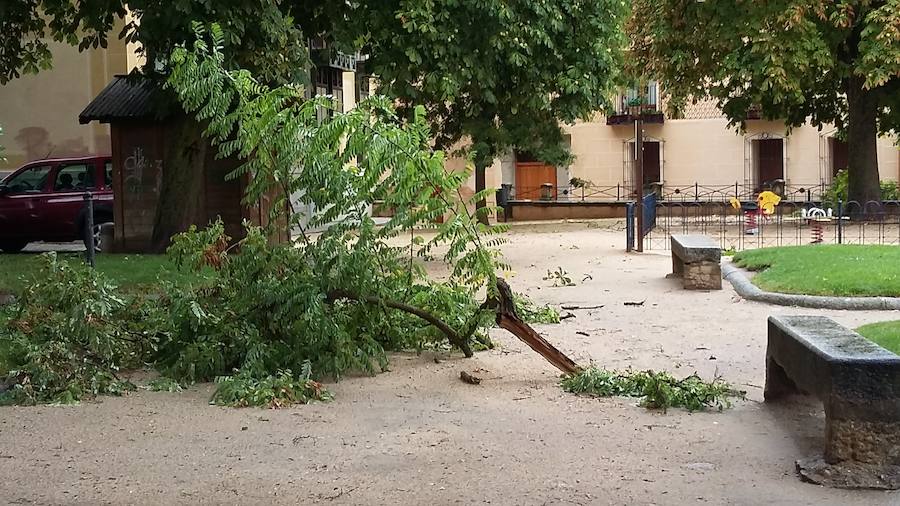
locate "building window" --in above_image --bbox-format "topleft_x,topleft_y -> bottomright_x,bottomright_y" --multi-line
313,67 -> 343,119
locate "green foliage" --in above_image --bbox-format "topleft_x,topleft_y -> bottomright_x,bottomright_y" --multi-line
0,253 -> 151,405
144,24 -> 509,394
629,0 -> 900,203
823,170 -> 900,205
0,1 -> 310,85
352,0 -> 628,180
543,267 -> 575,287
732,244 -> 900,297
210,366 -> 332,408
514,294 -> 561,324
569,177 -> 592,189
166,23 -> 508,287
147,377 -> 182,392
561,367 -> 744,412
0,124 -> 6,162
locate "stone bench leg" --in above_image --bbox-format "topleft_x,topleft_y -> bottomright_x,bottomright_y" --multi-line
824,398 -> 900,467
763,356 -> 801,401
671,255 -> 684,278
682,260 -> 722,290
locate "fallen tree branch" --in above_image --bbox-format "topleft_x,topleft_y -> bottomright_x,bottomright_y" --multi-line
491,278 -> 581,374
561,304 -> 604,310
327,290 -> 474,357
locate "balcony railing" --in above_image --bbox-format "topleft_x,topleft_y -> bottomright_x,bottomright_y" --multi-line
606,103 -> 665,125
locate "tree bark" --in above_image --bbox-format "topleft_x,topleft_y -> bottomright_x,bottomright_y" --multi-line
474,159 -> 490,226
846,75 -> 882,207
492,278 -> 581,375
150,116 -> 208,252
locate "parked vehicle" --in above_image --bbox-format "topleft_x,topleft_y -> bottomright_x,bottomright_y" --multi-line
0,156 -> 114,252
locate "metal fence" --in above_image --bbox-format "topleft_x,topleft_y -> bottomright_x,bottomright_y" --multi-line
643,200 -> 900,251
511,183 -> 632,202
508,181 -> 830,203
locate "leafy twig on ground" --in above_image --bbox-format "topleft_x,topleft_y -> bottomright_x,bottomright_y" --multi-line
561,366 -> 745,412
147,377 -> 183,392
211,367 -> 332,408
543,267 -> 575,287
513,293 -> 561,324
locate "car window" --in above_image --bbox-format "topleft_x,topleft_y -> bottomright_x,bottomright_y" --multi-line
54,164 -> 94,191
105,161 -> 113,187
4,165 -> 51,194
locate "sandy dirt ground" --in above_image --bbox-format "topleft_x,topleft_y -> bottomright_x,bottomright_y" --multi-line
2,221 -> 899,505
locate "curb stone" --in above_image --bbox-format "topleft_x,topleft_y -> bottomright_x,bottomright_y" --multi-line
721,262 -> 900,311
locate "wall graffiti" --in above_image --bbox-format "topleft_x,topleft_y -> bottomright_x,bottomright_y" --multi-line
123,146 -> 163,195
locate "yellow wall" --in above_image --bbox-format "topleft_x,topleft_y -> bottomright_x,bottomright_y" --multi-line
0,28 -> 134,171
552,116 -> 899,191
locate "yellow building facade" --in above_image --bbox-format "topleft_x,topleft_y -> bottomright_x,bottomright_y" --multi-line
0,27 -> 141,172
486,93 -> 899,205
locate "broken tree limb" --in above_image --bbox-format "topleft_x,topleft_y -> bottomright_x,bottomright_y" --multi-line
561,304 -> 604,310
493,278 -> 581,375
328,290 -> 474,358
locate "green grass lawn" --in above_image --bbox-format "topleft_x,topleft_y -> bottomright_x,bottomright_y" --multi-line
732,244 -> 900,297
0,253 -> 201,295
856,320 -> 900,355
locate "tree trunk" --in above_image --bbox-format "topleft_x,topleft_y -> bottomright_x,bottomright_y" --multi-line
846,75 -> 881,207
474,159 -> 489,226
150,116 -> 208,252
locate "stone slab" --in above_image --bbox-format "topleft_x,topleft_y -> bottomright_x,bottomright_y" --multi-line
765,315 -> 900,489
670,234 -> 721,263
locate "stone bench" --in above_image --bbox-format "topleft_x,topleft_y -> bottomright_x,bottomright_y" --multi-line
669,234 -> 721,290
765,315 -> 900,489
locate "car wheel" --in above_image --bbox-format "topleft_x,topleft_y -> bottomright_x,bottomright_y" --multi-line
0,240 -> 28,253
83,219 -> 112,252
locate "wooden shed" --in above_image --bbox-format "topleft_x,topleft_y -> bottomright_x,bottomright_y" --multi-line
79,76 -> 287,253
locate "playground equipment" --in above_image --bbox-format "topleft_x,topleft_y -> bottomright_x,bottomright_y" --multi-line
730,191 -> 782,235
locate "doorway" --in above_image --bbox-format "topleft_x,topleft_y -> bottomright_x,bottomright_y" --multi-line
514,161 -> 557,200
625,140 -> 662,192
829,137 -> 849,177
752,138 -> 784,188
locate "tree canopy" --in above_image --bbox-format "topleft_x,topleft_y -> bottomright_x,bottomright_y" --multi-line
355,0 -> 627,162
629,0 -> 900,203
350,0 -> 629,216
1,0 -> 630,225
0,0 -> 309,85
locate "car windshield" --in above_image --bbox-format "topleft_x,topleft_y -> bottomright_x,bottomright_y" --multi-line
4,165 -> 51,194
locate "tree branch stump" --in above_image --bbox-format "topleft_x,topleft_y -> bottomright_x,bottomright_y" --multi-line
493,278 -> 581,375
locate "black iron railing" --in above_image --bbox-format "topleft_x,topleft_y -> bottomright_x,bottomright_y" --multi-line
643,200 -> 900,251
506,181 -> 833,204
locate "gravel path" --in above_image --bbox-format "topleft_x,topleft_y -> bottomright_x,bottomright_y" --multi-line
1,222 -> 897,505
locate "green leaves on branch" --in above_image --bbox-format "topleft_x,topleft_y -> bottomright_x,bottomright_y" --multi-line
167,23 -> 507,289
0,253 -> 152,405
514,293 -> 561,324
561,366 -> 744,412
356,0 -> 629,167
211,367 -> 332,408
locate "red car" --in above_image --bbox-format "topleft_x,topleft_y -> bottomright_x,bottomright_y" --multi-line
0,156 -> 114,253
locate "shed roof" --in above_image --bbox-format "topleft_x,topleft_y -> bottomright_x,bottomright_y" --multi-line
79,76 -> 165,124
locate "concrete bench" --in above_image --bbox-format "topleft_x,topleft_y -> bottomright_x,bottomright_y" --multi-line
669,235 -> 721,290
765,315 -> 900,489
